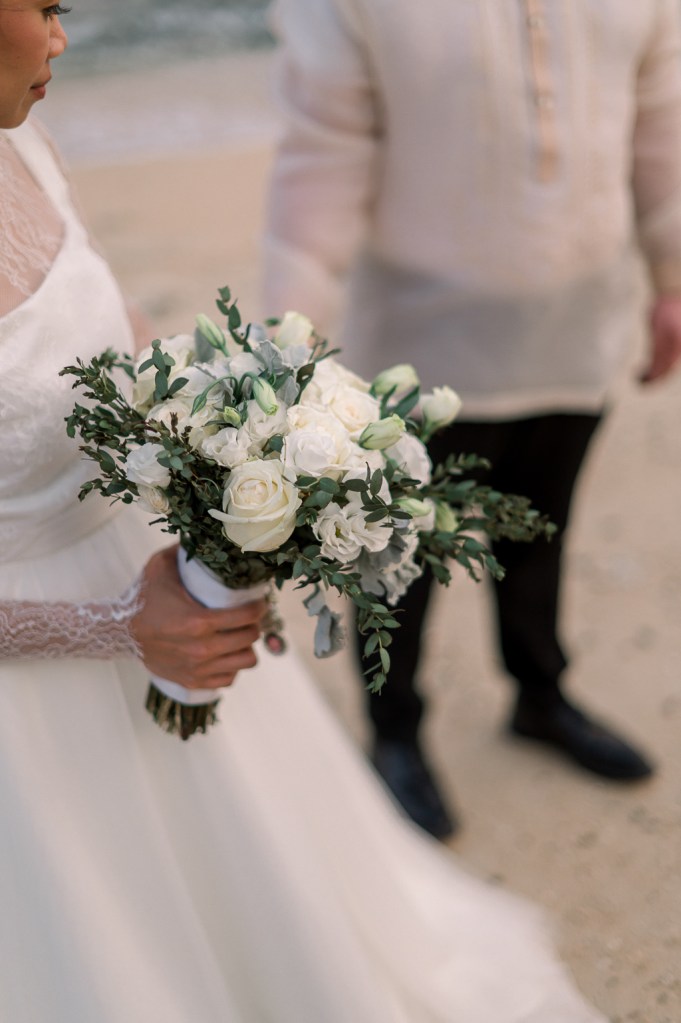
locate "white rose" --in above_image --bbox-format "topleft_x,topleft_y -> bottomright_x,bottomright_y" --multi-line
313,496 -> 393,563
124,443 -> 171,488
209,458 -> 301,552
301,357 -> 371,410
136,483 -> 172,516
384,433 -> 432,486
274,310 -> 314,348
282,405 -> 355,478
201,427 -> 252,469
324,383 -> 381,439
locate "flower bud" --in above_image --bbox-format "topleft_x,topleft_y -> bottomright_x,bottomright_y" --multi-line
251,377 -> 279,416
196,314 -> 228,352
222,406 -> 242,427
434,501 -> 459,533
395,497 -> 432,519
359,414 -> 406,450
371,363 -> 419,396
421,387 -> 462,436
274,311 -> 314,349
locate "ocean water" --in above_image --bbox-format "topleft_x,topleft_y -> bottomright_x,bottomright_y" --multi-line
41,2 -> 279,161
61,0 -> 273,76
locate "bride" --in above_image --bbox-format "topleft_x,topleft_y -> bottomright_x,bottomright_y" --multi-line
0,4 -> 609,1021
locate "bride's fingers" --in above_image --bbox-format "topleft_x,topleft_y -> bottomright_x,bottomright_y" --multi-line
138,623 -> 261,685
183,647 -> 261,689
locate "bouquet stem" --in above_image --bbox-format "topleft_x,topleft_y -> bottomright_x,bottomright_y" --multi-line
147,548 -> 269,740
145,684 -> 220,741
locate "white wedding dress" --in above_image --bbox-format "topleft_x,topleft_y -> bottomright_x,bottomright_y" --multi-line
0,120 -> 608,1023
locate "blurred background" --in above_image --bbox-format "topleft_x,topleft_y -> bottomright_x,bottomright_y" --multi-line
59,0 -> 273,75
42,0 -> 277,162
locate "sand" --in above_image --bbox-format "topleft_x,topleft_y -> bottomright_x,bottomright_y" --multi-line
42,52 -> 681,1023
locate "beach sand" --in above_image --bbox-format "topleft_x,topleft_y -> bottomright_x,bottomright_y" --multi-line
44,52 -> 681,1023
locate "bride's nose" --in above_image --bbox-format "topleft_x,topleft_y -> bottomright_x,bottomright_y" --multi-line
49,18 -> 68,60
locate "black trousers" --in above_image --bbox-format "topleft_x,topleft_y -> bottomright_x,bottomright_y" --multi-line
354,413 -> 603,743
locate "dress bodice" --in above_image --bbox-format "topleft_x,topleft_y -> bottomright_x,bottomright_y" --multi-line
0,122 -> 135,561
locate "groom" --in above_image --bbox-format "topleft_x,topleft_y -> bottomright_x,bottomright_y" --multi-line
262,0 -> 681,837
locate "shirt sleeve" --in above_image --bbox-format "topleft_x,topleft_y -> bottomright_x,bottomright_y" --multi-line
261,0 -> 381,335
632,0 -> 681,296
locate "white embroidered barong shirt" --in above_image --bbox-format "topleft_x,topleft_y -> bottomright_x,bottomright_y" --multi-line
263,0 -> 681,419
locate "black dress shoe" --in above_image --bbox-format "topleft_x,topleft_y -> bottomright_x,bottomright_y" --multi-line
509,696 -> 655,780
371,738 -> 458,839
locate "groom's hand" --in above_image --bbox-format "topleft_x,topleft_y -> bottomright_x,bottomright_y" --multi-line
132,546 -> 265,689
641,294 -> 681,383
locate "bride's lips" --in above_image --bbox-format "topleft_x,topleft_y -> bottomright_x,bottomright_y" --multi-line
31,76 -> 51,99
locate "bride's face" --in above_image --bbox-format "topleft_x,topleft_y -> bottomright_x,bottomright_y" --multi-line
0,1 -> 68,129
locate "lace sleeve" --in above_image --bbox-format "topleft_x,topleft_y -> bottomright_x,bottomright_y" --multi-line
0,581 -> 143,661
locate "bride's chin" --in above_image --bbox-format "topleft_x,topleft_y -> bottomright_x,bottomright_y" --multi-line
1,101 -> 33,130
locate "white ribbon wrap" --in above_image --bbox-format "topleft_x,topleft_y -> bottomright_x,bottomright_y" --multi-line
149,548 -> 268,706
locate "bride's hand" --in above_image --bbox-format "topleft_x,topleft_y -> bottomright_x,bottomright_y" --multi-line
131,546 -> 265,689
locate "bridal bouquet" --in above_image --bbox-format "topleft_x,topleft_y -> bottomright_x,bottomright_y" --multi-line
62,287 -> 551,739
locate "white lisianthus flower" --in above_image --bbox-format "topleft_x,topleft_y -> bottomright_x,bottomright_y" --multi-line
277,343 -> 313,371
136,483 -> 172,516
209,458 -> 301,552
146,397 -> 193,433
220,406 -> 242,428
342,445 -> 386,475
384,433 -> 432,485
250,377 -> 279,415
355,533 -> 422,605
421,386 -> 462,436
185,403 -> 223,449
313,497 -> 393,563
196,313 -> 228,352
132,335 -> 196,413
396,497 -> 436,532
282,405 -> 356,478
131,372 -> 157,415
371,363 -> 419,396
228,351 -> 261,383
241,399 -> 289,454
124,443 -> 171,489
341,465 -> 391,502
359,414 -> 406,450
170,364 -> 220,403
200,427 -> 252,469
274,311 -> 314,348
435,501 -> 459,533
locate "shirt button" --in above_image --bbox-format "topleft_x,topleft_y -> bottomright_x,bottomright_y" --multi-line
535,92 -> 555,110
527,15 -> 544,29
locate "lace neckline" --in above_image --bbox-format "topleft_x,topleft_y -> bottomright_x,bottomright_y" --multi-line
0,130 -> 65,307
